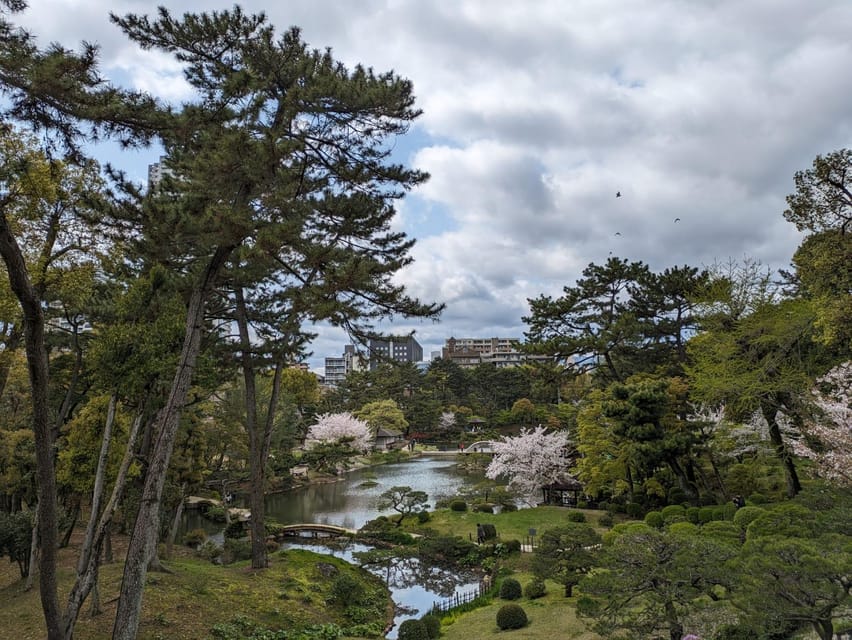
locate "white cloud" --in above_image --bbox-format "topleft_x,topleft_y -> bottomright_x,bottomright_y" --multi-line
14,0 -> 852,373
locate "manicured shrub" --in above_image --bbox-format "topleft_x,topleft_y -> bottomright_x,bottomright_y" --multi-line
397,619 -> 429,640
481,523 -> 497,540
504,539 -> 521,554
183,528 -> 207,547
732,506 -> 765,531
699,521 -> 742,546
417,510 -> 431,523
711,507 -> 725,521
524,578 -> 546,599
567,510 -> 586,523
449,500 -> 468,512
419,614 -> 441,639
597,512 -> 614,528
625,502 -> 644,518
698,507 -> 715,523
748,492 -> 767,504
500,502 -> 518,512
668,521 -> 698,536
496,604 -> 528,630
661,505 -> 686,523
686,507 -> 701,524
499,577 -> 522,600
474,503 -> 494,513
644,511 -> 664,529
722,502 -> 738,521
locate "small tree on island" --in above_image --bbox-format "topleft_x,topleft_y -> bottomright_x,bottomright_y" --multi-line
377,486 -> 429,527
485,426 -> 571,504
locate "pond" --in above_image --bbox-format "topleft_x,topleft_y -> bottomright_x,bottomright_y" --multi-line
181,455 -> 490,638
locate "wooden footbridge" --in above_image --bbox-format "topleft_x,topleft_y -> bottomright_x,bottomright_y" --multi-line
277,523 -> 358,538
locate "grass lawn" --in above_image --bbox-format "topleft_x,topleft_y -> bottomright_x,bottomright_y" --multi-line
439,572 -> 601,640
0,534 -> 391,640
405,505 -> 615,542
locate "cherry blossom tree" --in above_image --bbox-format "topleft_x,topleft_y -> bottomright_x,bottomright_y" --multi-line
305,412 -> 372,453
438,411 -> 456,431
792,362 -> 852,487
486,426 -> 571,504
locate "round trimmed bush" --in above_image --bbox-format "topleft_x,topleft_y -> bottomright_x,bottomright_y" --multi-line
597,512 -> 614,528
419,614 -> 441,639
496,604 -> 528,630
567,510 -> 586,522
524,578 -> 546,599
661,504 -> 686,523
625,502 -> 644,518
732,506 -> 765,530
644,511 -> 663,529
504,539 -> 522,554
417,510 -> 431,523
686,507 -> 701,524
397,618 -> 429,640
475,503 -> 494,513
449,500 -> 468,512
499,577 -> 522,600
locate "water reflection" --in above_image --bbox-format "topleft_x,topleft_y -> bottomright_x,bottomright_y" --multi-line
282,540 -> 480,640
264,455 -> 484,530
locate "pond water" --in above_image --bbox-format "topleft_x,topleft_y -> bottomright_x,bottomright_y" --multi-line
181,455 -> 490,638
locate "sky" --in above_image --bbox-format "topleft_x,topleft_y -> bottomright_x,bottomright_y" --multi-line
16,1 -> 852,374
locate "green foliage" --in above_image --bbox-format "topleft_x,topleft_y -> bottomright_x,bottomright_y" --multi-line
660,504 -> 686,523
745,503 -> 818,540
503,539 -> 521,554
532,523 -> 601,597
330,574 -> 364,607
732,506 -> 766,531
473,503 -> 493,513
222,538 -> 252,564
397,619 -> 429,640
449,500 -> 467,512
686,506 -> 700,523
644,511 -> 663,528
625,502 -> 644,518
418,614 -> 441,639
496,603 -> 528,630
0,510 -> 32,577
417,510 -> 431,523
196,540 -> 223,562
524,578 -> 547,599
223,520 -> 245,539
499,577 -> 522,600
480,523 -> 497,540
183,528 -> 207,547
667,521 -> 698,537
566,510 -> 586,522
597,512 -> 614,528
377,485 -> 429,527
699,521 -> 742,547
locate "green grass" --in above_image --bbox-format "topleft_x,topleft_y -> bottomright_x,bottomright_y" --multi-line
0,544 -> 390,640
438,572 -> 600,640
407,506 -> 615,542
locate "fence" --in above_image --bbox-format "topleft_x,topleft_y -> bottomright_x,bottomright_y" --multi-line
431,577 -> 494,614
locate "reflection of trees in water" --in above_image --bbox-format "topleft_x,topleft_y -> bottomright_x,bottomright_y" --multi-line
355,549 -> 476,598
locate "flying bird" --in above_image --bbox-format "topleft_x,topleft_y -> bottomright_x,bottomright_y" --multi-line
616,191 -> 622,198
614,232 -> 621,236
674,217 -> 681,223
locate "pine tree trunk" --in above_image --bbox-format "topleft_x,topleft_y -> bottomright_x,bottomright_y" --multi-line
112,246 -> 233,640
0,218 -> 63,639
165,483 -> 187,559
761,401 -> 801,497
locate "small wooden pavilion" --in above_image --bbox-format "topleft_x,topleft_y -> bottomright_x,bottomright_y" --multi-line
541,474 -> 584,506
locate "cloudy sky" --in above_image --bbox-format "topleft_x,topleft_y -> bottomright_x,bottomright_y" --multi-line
17,1 -> 852,372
